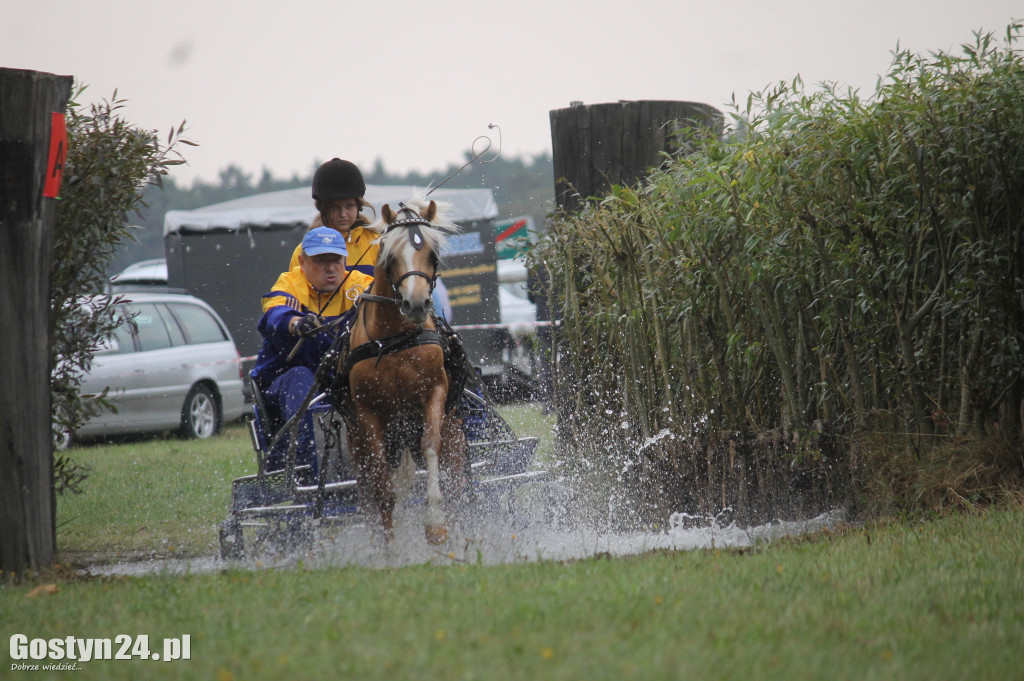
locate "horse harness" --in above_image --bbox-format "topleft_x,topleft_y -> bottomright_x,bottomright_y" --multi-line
346,325 -> 447,369
330,204 -> 471,418
349,203 -> 444,369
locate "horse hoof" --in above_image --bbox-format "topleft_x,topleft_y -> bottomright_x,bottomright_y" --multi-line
425,525 -> 448,545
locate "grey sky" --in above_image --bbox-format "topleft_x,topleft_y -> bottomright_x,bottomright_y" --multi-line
3,0 -> 1020,187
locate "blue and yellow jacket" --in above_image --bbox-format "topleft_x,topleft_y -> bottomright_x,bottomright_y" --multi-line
289,225 -> 380,278
250,267 -> 372,389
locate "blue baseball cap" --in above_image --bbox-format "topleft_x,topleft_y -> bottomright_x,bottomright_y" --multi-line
302,227 -> 348,256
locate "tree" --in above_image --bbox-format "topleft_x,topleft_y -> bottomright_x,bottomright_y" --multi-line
2,79 -> 191,574
50,87 -> 193,475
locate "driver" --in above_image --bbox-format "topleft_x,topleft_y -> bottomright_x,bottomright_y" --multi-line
250,226 -> 373,478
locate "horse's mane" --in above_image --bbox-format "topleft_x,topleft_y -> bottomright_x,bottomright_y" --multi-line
368,190 -> 461,265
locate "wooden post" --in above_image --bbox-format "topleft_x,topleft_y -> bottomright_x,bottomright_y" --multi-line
549,100 -> 722,211
545,100 -> 722,445
0,67 -> 73,574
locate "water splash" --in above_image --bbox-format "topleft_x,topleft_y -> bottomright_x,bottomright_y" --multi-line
87,493 -> 846,577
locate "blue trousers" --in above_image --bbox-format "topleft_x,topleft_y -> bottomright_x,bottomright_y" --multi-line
264,366 -> 318,479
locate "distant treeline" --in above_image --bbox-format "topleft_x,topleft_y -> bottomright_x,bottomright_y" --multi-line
113,151 -> 554,273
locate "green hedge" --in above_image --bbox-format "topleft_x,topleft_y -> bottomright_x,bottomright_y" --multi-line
534,24 -> 1024,523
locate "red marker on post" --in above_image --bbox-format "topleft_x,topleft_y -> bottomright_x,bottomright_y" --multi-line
43,111 -> 67,199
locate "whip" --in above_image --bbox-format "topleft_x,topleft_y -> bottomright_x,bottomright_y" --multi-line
426,124 -> 502,196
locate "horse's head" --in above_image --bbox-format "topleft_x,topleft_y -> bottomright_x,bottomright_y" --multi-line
372,195 -> 459,324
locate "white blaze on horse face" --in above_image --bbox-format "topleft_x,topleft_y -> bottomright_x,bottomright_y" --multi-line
398,241 -> 431,312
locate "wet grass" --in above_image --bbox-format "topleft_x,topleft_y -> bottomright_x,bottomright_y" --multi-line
489,401 -> 558,464
4,507 -> 1022,680
55,423 -> 254,561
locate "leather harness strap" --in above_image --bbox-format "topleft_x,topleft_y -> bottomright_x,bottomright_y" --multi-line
333,324 -> 467,418
345,328 -> 446,370
328,204 -> 470,418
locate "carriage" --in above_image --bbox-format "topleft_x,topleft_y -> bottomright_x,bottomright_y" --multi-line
218,377 -> 549,559
217,196 -> 552,560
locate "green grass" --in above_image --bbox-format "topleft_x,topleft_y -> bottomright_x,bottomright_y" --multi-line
3,405 -> 1020,680
489,401 -> 558,463
3,510 -> 1022,680
56,424 -> 254,561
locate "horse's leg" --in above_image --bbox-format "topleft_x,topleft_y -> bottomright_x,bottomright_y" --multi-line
421,387 -> 448,545
352,408 -> 396,539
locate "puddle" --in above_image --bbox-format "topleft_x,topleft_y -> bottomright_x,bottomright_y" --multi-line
87,502 -> 847,577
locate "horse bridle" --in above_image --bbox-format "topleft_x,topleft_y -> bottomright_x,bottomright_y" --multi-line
361,205 -> 439,307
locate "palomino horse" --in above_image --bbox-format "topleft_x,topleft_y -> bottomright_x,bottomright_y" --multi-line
344,197 -> 466,544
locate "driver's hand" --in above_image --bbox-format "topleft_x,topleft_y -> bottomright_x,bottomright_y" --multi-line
292,313 -> 322,336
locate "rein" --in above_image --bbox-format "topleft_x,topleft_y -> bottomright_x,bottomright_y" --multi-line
284,232 -> 378,361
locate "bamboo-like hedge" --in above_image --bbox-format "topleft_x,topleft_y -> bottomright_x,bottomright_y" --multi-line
533,25 -> 1024,525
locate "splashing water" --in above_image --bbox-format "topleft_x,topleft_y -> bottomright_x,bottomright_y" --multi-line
87,404 -> 846,576
87,484 -> 846,577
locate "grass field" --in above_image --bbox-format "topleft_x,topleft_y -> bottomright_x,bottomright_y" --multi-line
2,406 -> 1022,680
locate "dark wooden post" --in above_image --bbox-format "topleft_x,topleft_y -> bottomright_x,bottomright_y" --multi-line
545,100 -> 722,440
549,100 -> 722,210
1,67 -> 73,574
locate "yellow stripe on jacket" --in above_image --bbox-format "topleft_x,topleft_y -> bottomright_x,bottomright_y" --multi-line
262,266 -> 373,317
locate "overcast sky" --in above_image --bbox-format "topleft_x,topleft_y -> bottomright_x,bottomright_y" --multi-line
4,1 -> 1020,187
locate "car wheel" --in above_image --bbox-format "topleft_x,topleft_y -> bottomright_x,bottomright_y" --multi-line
180,384 -> 220,439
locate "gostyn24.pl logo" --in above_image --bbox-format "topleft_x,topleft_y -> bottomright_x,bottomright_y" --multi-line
10,634 -> 191,668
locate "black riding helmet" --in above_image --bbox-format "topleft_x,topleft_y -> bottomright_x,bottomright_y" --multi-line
312,158 -> 366,203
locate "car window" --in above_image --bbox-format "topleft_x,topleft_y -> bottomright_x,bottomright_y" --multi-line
98,309 -> 137,355
128,303 -> 173,352
167,302 -> 228,344
156,303 -> 188,346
